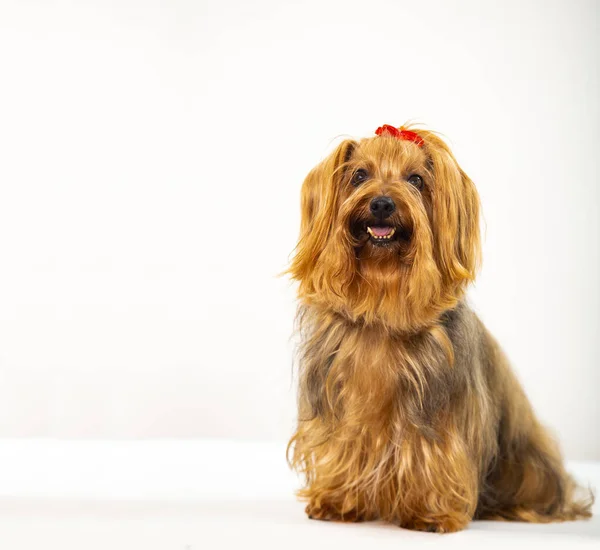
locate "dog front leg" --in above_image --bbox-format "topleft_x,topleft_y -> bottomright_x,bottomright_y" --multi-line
397,428 -> 478,533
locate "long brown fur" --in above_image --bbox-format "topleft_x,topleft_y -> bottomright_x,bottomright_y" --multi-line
287,125 -> 594,532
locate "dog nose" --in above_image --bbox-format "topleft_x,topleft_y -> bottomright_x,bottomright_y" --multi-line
370,196 -> 396,219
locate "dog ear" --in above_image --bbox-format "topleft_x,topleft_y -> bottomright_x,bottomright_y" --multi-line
289,139 -> 356,284
420,132 -> 481,287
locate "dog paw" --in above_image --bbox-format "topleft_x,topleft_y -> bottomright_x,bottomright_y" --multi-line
305,503 -> 363,523
400,516 -> 467,533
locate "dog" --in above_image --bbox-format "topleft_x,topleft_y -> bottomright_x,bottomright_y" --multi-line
286,124 -> 593,532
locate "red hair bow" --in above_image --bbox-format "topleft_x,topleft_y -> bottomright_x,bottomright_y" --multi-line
374,124 -> 424,147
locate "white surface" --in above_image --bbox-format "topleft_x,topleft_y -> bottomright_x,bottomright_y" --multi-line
0,439 -> 598,549
0,0 -> 598,459
0,439 -> 600,550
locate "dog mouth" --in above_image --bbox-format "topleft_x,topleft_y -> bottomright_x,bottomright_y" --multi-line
351,219 -> 412,248
366,225 -> 396,244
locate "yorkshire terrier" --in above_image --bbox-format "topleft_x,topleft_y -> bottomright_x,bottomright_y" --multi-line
287,124 -> 593,532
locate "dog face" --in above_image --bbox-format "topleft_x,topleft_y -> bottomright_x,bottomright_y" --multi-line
345,137 -> 432,258
290,127 -> 480,330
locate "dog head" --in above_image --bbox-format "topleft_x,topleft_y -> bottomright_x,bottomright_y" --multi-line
289,125 -> 481,331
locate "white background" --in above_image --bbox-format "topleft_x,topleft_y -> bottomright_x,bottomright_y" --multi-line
0,0 -> 597,459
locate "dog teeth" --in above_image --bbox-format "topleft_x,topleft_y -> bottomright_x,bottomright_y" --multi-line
367,227 -> 396,239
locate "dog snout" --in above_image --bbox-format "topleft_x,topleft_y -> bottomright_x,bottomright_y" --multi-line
369,196 -> 396,220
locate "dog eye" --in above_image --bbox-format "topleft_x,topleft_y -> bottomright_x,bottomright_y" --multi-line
351,169 -> 369,186
407,174 -> 423,190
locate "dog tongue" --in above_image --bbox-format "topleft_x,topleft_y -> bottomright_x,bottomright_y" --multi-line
370,226 -> 393,237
